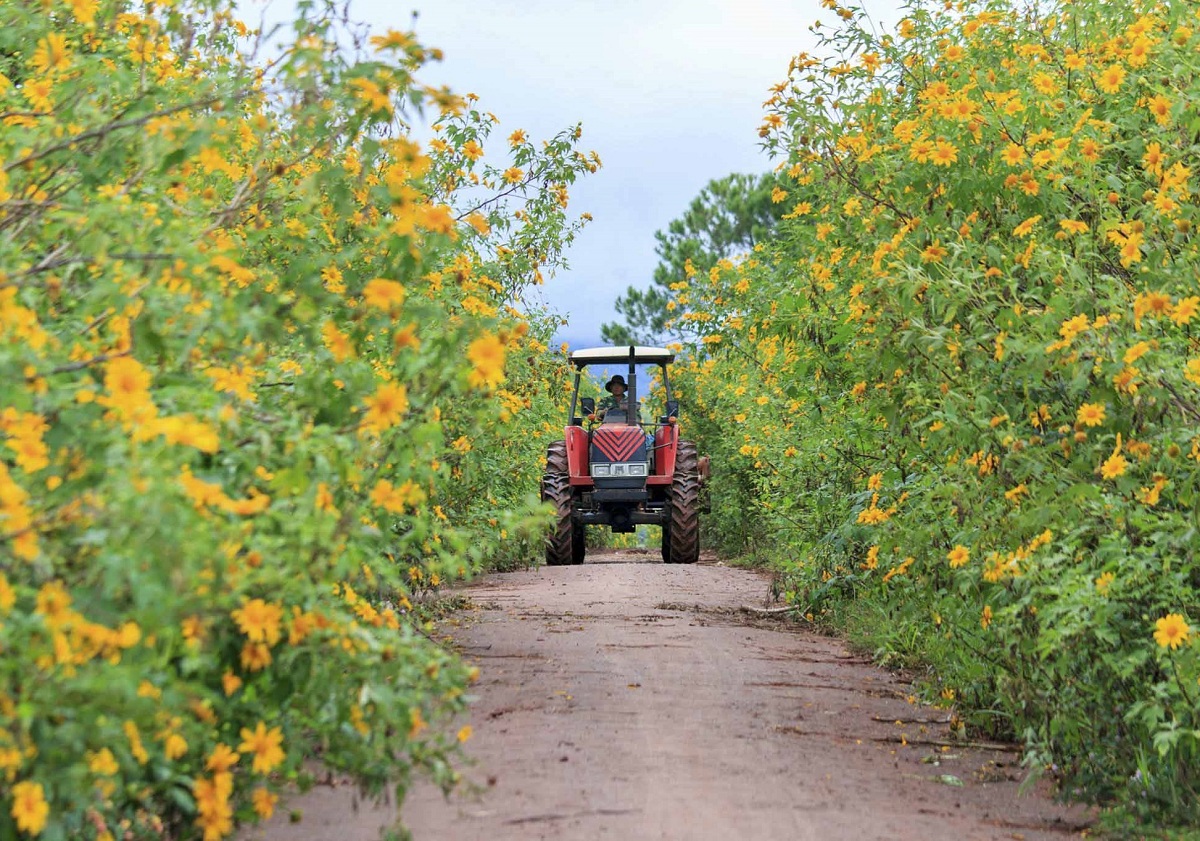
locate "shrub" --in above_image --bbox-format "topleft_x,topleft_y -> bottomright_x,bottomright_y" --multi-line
0,1 -> 593,837
669,0 -> 1200,822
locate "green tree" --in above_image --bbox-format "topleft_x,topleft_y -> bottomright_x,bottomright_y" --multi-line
601,172 -> 785,345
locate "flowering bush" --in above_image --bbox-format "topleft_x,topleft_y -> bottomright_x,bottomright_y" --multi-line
0,1 -> 592,838
668,0 -> 1200,821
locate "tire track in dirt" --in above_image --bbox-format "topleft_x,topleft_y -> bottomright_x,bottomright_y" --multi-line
246,551 -> 1092,841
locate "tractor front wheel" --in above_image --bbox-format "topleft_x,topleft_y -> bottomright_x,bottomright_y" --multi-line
666,440 -> 701,564
542,441 -> 580,566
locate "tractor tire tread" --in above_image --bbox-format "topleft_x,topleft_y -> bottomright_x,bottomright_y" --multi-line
542,441 -> 576,566
667,440 -> 701,564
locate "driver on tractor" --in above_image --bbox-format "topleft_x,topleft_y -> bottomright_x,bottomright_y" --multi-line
597,375 -> 641,423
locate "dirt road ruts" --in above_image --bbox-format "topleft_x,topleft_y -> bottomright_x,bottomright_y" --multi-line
247,551 -> 1091,841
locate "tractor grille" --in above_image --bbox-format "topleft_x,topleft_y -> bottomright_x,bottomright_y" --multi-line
591,426 -> 647,464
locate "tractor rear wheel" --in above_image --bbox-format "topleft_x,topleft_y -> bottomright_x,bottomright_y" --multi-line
666,440 -> 700,564
542,441 -> 579,566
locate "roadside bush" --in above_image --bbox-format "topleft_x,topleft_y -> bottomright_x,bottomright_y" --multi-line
669,0 -> 1200,822
0,1 -> 592,838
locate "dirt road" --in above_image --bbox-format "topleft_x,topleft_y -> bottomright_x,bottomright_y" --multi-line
248,551 -> 1091,841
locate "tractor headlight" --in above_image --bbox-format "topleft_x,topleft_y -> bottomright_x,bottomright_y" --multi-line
592,463 -> 611,476
627,463 -> 647,476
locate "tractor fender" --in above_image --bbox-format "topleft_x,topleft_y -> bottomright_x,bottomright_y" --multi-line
564,425 -> 590,478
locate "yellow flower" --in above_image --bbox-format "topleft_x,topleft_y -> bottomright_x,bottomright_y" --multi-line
1147,93 -> 1172,126
1001,144 -> 1025,166
370,479 -> 426,513
239,722 -> 286,774
466,333 -> 506,389
104,356 -> 152,402
980,605 -> 992,629
862,545 -> 880,570
0,573 -> 15,613
1100,435 -> 1128,480
67,0 -> 98,24
361,382 -> 410,432
909,139 -> 933,163
1153,613 -> 1191,650
22,77 -> 54,111
252,787 -> 278,819
32,34 -> 71,75
393,323 -> 421,351
409,707 -> 427,738
1076,403 -> 1105,427
1124,341 -> 1151,365
205,365 -> 257,402
193,773 -> 233,840
1128,36 -> 1152,67
920,242 -> 948,263
946,545 -> 970,568
1134,290 -> 1172,322
321,264 -> 346,294
461,140 -> 484,161
1095,571 -> 1115,594
1004,483 -> 1028,502
1171,297 -> 1199,326
502,166 -> 524,185
231,598 -> 283,646
240,641 -> 272,671
930,140 -> 958,166
1012,215 -> 1041,237
1095,64 -> 1125,94
321,321 -> 356,362
206,744 -> 240,774
124,720 -> 149,764
1142,142 -> 1164,176
87,748 -> 119,776
348,77 -> 392,116
368,29 -> 413,51
361,278 -> 406,311
1031,72 -> 1057,95
10,780 -> 49,836
222,670 -> 243,696
163,733 -> 188,760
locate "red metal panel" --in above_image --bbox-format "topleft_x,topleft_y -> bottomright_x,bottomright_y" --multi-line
592,426 -> 646,462
654,423 -> 677,477
564,426 -> 590,477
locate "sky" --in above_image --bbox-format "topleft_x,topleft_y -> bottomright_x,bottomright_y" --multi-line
239,0 -> 898,349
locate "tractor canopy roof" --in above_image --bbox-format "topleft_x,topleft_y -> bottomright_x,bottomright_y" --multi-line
568,345 -> 675,368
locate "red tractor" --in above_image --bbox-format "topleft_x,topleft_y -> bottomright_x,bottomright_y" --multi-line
540,345 -> 707,565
